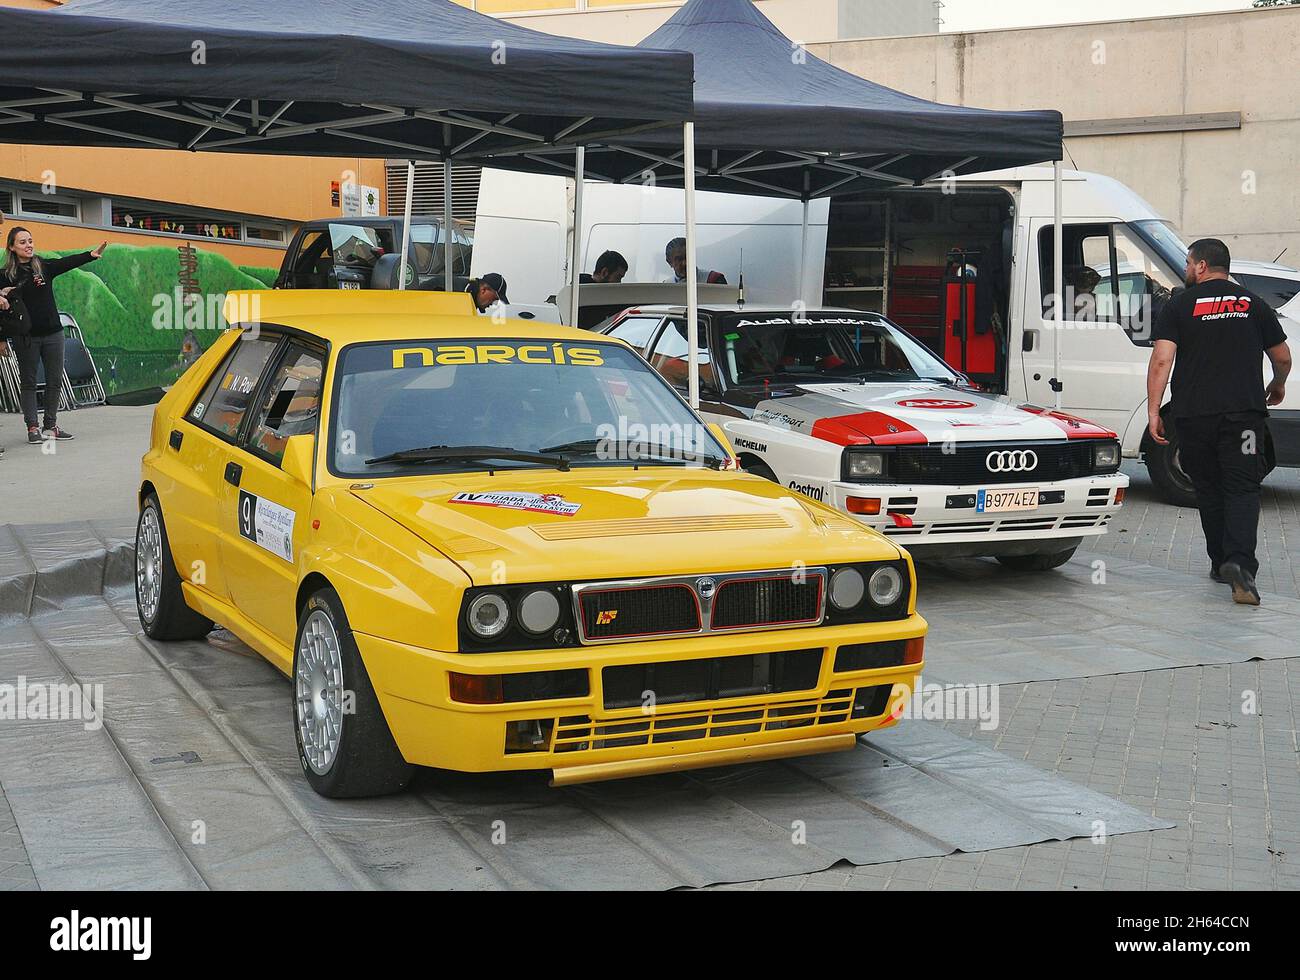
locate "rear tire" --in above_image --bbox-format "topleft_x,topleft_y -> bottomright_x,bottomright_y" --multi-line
1144,415 -> 1198,508
995,546 -> 1078,571
293,586 -> 414,798
135,494 -> 214,641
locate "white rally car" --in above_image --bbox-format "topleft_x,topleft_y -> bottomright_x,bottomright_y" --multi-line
599,306 -> 1128,568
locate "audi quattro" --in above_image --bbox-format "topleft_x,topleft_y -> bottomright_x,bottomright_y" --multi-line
599,306 -> 1128,568
135,289 -> 926,797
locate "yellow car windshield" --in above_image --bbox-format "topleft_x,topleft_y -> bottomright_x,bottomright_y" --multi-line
330,338 -> 725,475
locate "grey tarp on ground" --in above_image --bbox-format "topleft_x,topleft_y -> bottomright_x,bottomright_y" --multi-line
0,523 -> 1174,889
914,554 -> 1300,686
505,0 -> 1062,196
0,0 -> 692,160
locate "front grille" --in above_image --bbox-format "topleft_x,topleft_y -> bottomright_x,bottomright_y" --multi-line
881,441 -> 1095,486
579,584 -> 699,640
712,575 -> 823,629
550,683 -> 896,753
602,648 -> 822,709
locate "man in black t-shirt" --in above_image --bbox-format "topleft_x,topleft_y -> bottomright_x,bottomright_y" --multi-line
1147,238 -> 1292,605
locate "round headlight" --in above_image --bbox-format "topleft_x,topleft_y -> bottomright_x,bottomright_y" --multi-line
829,567 -> 866,610
467,593 -> 510,638
867,566 -> 904,607
518,589 -> 561,635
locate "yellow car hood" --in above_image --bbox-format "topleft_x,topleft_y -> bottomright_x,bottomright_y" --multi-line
350,468 -> 900,585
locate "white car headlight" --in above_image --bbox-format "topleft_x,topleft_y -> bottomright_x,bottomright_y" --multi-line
846,451 -> 885,479
1094,442 -> 1120,469
467,593 -> 511,638
517,589 -> 561,635
867,566 -> 904,607
829,567 -> 866,610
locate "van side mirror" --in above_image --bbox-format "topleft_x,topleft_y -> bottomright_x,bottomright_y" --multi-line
282,434 -> 315,488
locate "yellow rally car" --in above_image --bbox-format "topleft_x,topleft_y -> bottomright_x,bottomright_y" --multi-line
135,290 -> 926,797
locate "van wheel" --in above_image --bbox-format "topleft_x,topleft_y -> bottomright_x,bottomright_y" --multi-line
743,460 -> 778,482
996,546 -> 1077,571
293,586 -> 414,798
135,494 -> 214,641
1144,419 -> 1198,508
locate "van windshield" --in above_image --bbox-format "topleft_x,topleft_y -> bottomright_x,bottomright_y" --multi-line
1130,220 -> 1190,274
716,313 -> 959,387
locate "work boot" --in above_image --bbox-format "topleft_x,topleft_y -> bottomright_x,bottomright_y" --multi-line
1219,561 -> 1260,606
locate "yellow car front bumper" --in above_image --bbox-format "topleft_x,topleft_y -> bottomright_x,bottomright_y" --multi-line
356,615 -> 926,784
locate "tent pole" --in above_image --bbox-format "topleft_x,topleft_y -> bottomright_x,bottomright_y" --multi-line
443,159 -> 454,291
569,145 -> 585,327
798,198 -> 810,307
1052,158 -> 1063,410
684,121 -> 699,410
399,159 -> 414,291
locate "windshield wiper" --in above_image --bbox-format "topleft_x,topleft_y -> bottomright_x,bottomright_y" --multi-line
364,444 -> 570,470
540,438 -> 727,470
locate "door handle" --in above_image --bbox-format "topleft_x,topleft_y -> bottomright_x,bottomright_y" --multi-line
168,429 -> 183,451
224,461 -> 243,486
1022,331 -> 1036,353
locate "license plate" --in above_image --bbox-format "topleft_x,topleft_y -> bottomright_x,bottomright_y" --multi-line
338,281 -> 362,290
977,487 -> 1039,513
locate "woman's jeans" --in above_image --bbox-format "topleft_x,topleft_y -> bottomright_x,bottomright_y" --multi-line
15,332 -> 64,430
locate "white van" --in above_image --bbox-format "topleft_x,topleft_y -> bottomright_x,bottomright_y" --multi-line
471,166 -> 1299,506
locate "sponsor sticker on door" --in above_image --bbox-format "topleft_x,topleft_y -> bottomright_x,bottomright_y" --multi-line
238,490 -> 296,561
449,491 -> 582,516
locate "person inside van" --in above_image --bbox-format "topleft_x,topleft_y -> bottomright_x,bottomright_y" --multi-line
580,250 -> 628,284
663,237 -> 728,285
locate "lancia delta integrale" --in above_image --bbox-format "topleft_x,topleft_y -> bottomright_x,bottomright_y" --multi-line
135,290 -> 926,796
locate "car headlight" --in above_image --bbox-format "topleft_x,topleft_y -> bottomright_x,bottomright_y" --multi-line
867,566 -> 904,606
1093,441 -> 1120,471
829,567 -> 866,610
467,592 -> 511,639
517,588 -> 561,635
846,450 -> 885,480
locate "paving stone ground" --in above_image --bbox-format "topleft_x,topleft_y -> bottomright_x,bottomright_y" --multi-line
711,462 -> 1300,890
3,460 -> 1297,890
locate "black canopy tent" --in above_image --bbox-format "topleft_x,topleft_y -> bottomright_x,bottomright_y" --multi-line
470,0 -> 1067,408
0,0 -> 694,303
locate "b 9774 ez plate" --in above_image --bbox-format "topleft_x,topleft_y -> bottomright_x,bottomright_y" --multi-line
977,487 -> 1039,513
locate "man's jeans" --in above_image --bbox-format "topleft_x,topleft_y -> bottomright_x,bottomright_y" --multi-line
1176,411 -> 1269,577
14,331 -> 64,431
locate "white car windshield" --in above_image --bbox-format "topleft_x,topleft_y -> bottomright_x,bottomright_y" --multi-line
716,313 -> 960,386
331,338 -> 728,476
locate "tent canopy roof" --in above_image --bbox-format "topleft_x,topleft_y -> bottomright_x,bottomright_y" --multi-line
0,0 -> 693,160
483,0 -> 1061,199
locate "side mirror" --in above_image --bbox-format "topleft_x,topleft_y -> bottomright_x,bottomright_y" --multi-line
706,422 -> 739,469
282,433 -> 315,488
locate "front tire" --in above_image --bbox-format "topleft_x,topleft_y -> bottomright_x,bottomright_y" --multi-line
743,460 -> 779,482
995,546 -> 1078,571
1144,415 -> 1198,508
293,586 -> 414,798
135,494 -> 214,641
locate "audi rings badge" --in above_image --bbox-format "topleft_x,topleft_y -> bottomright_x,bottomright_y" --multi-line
985,449 -> 1039,473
